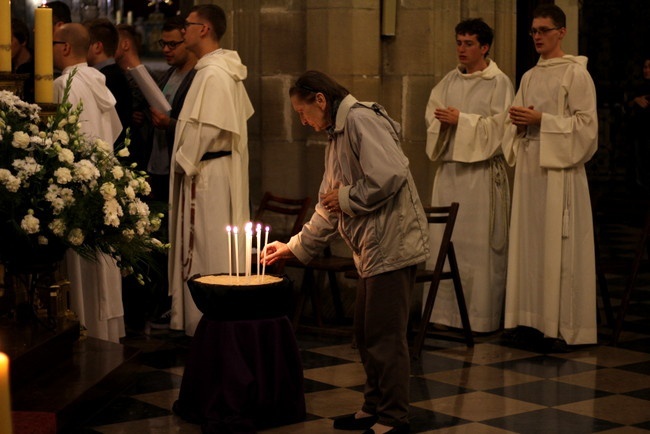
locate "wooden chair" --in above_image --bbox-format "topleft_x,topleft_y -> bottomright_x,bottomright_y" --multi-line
253,191 -> 311,274
286,246 -> 356,331
593,196 -> 650,345
344,203 -> 473,358
411,203 -> 473,357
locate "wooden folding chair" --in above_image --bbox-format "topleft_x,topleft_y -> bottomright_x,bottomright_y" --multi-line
344,203 -> 473,357
593,196 -> 650,345
253,191 -> 311,274
411,203 -> 473,358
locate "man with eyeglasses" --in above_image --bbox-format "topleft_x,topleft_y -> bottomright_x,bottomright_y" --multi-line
502,4 -> 598,351
424,18 -> 514,335
123,17 -> 198,333
52,23 -> 125,343
168,4 -> 253,337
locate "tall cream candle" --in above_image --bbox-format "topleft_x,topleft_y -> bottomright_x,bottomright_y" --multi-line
0,352 -> 12,434
0,0 -> 11,72
34,3 -> 54,103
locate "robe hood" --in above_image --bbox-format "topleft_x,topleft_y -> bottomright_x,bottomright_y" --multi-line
195,49 -> 248,82
455,58 -> 502,80
537,55 -> 588,68
62,63 -> 117,114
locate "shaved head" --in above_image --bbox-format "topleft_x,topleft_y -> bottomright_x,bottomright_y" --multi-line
56,23 -> 90,57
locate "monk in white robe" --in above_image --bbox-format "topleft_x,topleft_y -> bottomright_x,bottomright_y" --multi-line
168,5 -> 253,336
425,19 -> 514,333
53,23 -> 125,342
503,5 -> 598,346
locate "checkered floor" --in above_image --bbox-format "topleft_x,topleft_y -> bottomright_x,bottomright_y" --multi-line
77,299 -> 650,434
79,184 -> 650,433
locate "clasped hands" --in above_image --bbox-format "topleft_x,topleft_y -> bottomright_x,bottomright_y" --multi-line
509,105 -> 542,126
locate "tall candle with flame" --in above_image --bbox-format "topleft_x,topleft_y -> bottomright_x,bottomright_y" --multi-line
0,0 -> 11,72
34,2 -> 54,103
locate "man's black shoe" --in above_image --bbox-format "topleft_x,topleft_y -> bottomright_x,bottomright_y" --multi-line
333,413 -> 378,430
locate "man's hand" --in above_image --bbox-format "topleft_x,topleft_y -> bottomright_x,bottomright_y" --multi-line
509,105 -> 542,126
151,107 -> 172,129
633,96 -> 649,109
434,107 -> 460,126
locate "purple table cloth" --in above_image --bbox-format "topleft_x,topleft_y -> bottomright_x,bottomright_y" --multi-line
173,315 -> 306,433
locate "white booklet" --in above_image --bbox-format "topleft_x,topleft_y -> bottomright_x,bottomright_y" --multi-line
128,64 -> 172,113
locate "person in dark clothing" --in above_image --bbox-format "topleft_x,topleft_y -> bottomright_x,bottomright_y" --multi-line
86,18 -> 133,148
625,57 -> 650,191
11,18 -> 34,103
139,17 -> 198,331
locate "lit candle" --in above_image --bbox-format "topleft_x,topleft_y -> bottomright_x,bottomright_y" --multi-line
233,226 -> 239,278
0,352 -> 12,434
116,9 -> 122,24
256,223 -> 261,276
34,2 -> 54,103
0,0 -> 11,72
126,10 -> 133,25
262,226 -> 270,277
226,225 -> 232,277
245,222 -> 253,277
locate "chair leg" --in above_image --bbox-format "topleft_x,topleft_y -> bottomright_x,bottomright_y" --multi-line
448,245 -> 473,347
292,270 -> 309,330
596,265 -> 615,329
411,277 -> 442,360
611,259 -> 645,345
327,270 -> 346,323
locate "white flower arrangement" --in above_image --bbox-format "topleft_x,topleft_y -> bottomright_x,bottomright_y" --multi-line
0,73 -> 167,282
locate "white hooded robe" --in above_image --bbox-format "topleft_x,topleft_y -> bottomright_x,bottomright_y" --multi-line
168,49 -> 254,336
502,55 -> 598,345
424,60 -> 514,332
54,63 -> 125,343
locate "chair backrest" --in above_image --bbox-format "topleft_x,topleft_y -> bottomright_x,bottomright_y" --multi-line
253,192 -> 312,241
424,203 -> 460,273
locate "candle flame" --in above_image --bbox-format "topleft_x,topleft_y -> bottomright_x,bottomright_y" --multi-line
226,225 -> 231,232
233,226 -> 239,234
265,226 -> 270,231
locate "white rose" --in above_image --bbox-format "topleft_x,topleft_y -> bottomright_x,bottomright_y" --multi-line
49,219 -> 66,236
54,167 -> 73,184
38,235 -> 49,245
67,114 -> 77,124
100,182 -> 117,200
111,166 -> 124,180
52,130 -> 69,145
12,131 -> 30,149
67,228 -> 84,246
21,210 -> 40,234
95,138 -> 111,153
117,148 -> 130,157
58,148 -> 75,164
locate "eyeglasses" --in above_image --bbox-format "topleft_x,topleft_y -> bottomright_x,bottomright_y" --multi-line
528,27 -> 562,36
184,21 -> 205,29
158,39 -> 184,49
52,40 -> 66,45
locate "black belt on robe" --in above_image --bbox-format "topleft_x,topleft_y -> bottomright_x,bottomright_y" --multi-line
201,151 -> 232,161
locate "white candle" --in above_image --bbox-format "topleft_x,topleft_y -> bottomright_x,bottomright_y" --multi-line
262,226 -> 270,277
126,10 -> 133,25
256,223 -> 261,276
245,222 -> 253,277
0,352 -> 12,434
226,225 -> 232,277
233,226 -> 239,278
116,9 -> 122,24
